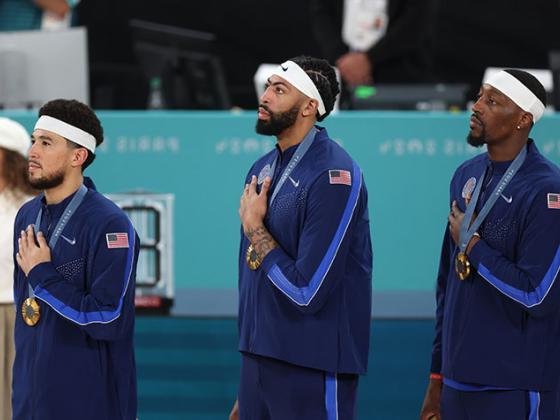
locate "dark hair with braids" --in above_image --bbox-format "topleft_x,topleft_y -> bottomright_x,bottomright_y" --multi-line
38,99 -> 104,171
290,56 -> 340,122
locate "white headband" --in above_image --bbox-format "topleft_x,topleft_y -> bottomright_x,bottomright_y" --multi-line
34,115 -> 97,153
485,71 -> 545,123
271,60 -> 326,116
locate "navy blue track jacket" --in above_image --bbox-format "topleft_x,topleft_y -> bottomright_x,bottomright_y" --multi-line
12,177 -> 139,420
238,127 -> 373,375
431,140 -> 560,391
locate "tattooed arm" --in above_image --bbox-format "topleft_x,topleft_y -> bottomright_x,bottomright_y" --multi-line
244,225 -> 278,261
239,174 -> 278,261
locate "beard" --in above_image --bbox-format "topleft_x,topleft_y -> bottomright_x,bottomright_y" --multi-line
467,132 -> 486,148
255,104 -> 299,136
467,115 -> 487,148
28,168 -> 65,190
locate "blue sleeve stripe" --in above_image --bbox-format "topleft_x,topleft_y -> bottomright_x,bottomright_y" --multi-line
529,391 -> 540,420
267,162 -> 362,306
324,372 -> 338,420
478,244 -> 560,308
34,220 -> 136,325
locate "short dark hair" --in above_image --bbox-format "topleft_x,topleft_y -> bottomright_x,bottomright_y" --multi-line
504,69 -> 547,107
38,99 -> 103,170
290,56 -> 340,122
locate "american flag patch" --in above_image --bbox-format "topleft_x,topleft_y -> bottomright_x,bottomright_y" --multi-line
548,193 -> 560,209
329,169 -> 351,186
106,232 -> 129,249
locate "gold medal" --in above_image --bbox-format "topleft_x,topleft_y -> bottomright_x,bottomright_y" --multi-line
246,244 -> 262,270
455,252 -> 471,281
22,297 -> 40,326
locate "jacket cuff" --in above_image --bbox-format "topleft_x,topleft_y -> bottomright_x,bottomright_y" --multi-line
27,262 -> 59,290
430,352 -> 442,375
260,247 -> 287,274
467,238 -> 493,269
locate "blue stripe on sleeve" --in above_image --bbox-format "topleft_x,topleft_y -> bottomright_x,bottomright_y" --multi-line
266,161 -> 361,306
325,372 -> 338,420
478,244 -> 560,308
528,391 -> 540,420
34,220 -> 135,325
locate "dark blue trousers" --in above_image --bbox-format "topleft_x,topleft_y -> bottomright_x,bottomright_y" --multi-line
441,384 -> 560,420
238,352 -> 359,420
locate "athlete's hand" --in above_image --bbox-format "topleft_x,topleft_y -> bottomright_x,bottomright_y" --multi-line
420,378 -> 442,420
449,200 -> 480,253
16,225 -> 51,276
448,201 -> 464,246
239,175 -> 271,233
229,399 -> 239,420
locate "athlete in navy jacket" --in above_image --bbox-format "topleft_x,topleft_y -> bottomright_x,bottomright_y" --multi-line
12,99 -> 139,420
230,56 -> 372,420
421,70 -> 560,419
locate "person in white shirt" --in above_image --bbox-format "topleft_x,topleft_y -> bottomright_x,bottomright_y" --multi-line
0,117 -> 35,420
310,0 -> 436,86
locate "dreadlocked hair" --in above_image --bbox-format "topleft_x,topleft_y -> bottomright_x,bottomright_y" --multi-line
290,56 -> 340,121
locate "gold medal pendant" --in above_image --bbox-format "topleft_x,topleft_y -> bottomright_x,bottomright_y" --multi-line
246,244 -> 262,270
455,252 -> 471,281
22,297 -> 40,326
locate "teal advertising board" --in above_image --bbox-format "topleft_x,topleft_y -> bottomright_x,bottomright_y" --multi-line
4,111 -> 559,316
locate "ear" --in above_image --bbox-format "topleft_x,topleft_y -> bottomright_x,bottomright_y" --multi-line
71,148 -> 88,168
517,112 -> 533,131
302,99 -> 318,118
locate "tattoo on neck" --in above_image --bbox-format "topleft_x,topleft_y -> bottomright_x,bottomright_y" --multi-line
245,225 -> 277,260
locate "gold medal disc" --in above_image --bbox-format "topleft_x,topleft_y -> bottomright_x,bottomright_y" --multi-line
22,297 -> 40,326
246,244 -> 262,270
455,252 -> 471,281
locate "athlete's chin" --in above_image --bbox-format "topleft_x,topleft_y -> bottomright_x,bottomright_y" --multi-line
255,120 -> 274,136
27,172 -> 41,182
466,133 -> 486,148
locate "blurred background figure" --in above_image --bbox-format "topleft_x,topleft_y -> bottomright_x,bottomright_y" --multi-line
0,117 -> 34,420
2,0 -> 558,110
310,0 -> 437,86
0,0 -> 79,32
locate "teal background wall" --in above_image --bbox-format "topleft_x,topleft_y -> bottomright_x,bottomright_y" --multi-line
4,111 -> 560,315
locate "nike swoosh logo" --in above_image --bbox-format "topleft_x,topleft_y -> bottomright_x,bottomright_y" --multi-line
501,194 -> 513,204
289,176 -> 300,188
61,235 -> 76,245
281,65 -> 288,71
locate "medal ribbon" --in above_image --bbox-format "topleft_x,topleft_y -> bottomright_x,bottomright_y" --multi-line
458,145 -> 527,253
27,184 -> 88,299
268,127 -> 317,205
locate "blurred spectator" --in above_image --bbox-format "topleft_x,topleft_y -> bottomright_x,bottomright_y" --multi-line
0,0 -> 77,31
310,0 -> 437,85
0,117 -> 34,420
